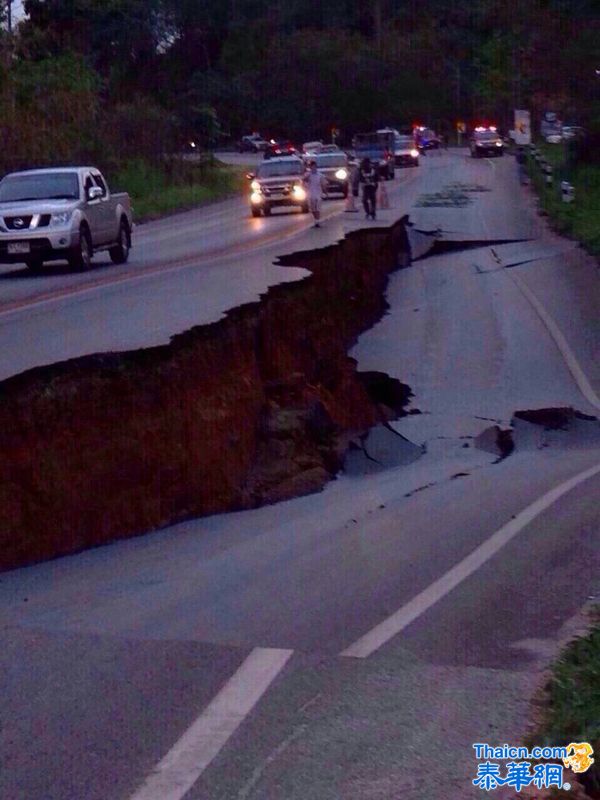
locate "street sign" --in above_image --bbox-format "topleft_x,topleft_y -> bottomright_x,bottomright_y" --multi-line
456,121 -> 466,133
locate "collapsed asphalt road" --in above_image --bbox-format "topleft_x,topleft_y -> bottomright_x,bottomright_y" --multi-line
0,150 -> 599,800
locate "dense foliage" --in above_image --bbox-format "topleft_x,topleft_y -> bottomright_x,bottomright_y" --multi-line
0,0 -> 598,171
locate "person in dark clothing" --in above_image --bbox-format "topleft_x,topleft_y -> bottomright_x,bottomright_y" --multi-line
359,157 -> 379,219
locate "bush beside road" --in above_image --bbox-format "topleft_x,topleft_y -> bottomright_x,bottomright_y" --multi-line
530,610 -> 600,799
113,158 -> 247,223
528,143 -> 600,257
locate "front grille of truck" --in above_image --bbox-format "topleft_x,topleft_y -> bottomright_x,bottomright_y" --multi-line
4,215 -> 33,230
3,214 -> 51,230
262,184 -> 291,196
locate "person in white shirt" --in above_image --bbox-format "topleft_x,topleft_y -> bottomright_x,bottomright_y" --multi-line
304,161 -> 326,227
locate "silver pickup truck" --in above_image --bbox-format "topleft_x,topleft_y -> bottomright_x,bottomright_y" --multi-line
0,166 -> 132,271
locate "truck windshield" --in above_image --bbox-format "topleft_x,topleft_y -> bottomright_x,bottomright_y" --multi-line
475,131 -> 498,141
316,155 -> 347,168
0,173 -> 80,202
257,162 -> 303,177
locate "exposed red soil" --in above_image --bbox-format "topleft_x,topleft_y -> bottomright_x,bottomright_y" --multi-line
0,222 -> 411,570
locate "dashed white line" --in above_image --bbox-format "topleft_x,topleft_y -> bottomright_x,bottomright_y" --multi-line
341,461 -> 600,658
128,647 -> 293,800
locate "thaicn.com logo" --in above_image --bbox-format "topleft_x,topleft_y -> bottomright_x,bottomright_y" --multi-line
472,742 -> 594,792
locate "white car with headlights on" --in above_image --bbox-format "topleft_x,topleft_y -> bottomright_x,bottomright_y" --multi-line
247,157 -> 309,217
314,152 -> 350,198
0,167 -> 132,271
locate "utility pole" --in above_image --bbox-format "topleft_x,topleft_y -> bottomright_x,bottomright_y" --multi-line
7,0 -> 12,34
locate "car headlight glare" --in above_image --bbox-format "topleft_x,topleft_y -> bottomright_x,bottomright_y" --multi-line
250,180 -> 261,192
250,192 -> 263,204
410,149 -> 419,158
335,168 -> 348,180
496,141 -> 502,146
50,211 -> 73,226
292,185 -> 306,200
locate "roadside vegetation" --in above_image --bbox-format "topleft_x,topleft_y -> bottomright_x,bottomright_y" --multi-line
528,142 -> 600,258
531,611 -> 600,798
0,0 -> 598,221
114,159 -> 247,222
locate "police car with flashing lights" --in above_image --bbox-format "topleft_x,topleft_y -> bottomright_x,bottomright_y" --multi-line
470,126 -> 504,157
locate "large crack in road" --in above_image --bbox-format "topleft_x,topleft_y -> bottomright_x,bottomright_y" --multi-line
0,218 -> 424,571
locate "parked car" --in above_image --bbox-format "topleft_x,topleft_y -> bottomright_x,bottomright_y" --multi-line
0,167 -> 132,271
238,133 -> 269,152
314,152 -> 350,197
469,126 -> 504,157
247,156 -> 308,217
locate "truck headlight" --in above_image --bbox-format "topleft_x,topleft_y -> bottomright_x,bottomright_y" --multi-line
250,192 -> 263,204
292,185 -> 306,200
335,168 -> 348,180
50,211 -> 73,226
495,142 -> 502,147
250,180 -> 261,192
410,149 -> 419,158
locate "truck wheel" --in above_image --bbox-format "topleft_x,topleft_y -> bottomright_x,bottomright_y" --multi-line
301,203 -> 309,214
109,220 -> 131,264
25,256 -> 43,272
251,207 -> 261,218
263,205 -> 272,216
342,187 -> 349,199
68,226 -> 93,271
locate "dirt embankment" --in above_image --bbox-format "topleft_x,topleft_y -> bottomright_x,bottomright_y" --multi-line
0,221 -> 412,571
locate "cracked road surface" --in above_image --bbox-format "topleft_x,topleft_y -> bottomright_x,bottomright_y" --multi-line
1,150 -> 599,799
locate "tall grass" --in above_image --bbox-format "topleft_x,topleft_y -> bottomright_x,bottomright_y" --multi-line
110,158 -> 247,222
528,143 -> 600,256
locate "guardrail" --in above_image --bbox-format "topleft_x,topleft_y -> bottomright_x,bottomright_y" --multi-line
527,145 -> 574,202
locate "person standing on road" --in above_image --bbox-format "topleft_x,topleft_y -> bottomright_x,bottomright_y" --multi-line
359,157 -> 379,220
304,160 -> 326,227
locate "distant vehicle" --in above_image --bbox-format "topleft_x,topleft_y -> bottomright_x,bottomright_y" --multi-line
302,141 -> 323,159
378,128 -> 419,167
247,156 -> 308,217
320,144 -> 341,154
414,126 -> 440,150
238,133 -> 269,153
352,131 -> 395,180
264,141 -> 298,160
314,152 -> 349,198
561,126 -> 584,140
469,126 -> 504,157
0,167 -> 132,271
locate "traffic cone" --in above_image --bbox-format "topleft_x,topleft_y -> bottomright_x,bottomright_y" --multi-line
378,180 -> 389,210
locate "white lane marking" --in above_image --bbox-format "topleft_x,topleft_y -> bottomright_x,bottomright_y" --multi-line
128,647 -> 293,800
341,461 -> 600,658
508,271 -> 600,411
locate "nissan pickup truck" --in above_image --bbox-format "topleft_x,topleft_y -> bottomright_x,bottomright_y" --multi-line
0,167 -> 133,271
